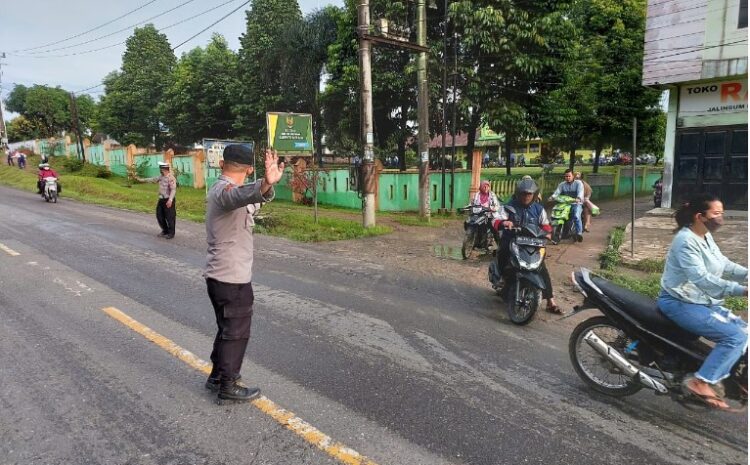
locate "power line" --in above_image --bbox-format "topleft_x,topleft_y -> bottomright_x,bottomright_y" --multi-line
644,38 -> 748,57
643,38 -> 747,61
171,0 -> 250,51
11,0 -> 161,53
11,0 -> 244,60
13,0 -> 199,56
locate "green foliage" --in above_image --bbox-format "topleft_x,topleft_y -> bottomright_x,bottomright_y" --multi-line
160,34 -> 240,144
600,225 -> 625,270
6,115 -> 37,142
7,85 -> 72,138
235,0 -> 304,141
97,25 -> 176,148
62,157 -> 85,172
631,258 -> 664,273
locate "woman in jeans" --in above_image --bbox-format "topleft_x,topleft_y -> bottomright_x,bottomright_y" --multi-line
658,193 -> 747,410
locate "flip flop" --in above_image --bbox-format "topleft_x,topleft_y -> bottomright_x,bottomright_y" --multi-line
683,380 -> 743,412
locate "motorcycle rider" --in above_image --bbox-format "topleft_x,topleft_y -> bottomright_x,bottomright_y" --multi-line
37,163 -> 60,195
472,180 -> 501,246
549,169 -> 584,242
657,193 -> 747,411
493,178 -> 561,314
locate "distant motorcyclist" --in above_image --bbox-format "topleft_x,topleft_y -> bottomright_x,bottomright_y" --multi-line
472,180 -> 501,244
494,178 -> 561,314
549,169 -> 584,242
37,163 -> 60,195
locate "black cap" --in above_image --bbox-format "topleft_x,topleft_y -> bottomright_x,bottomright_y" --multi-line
223,144 -> 253,165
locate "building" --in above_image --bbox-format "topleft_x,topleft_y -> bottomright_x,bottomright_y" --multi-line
643,0 -> 748,210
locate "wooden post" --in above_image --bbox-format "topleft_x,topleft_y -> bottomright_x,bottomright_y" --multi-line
193,150 -> 205,189
612,166 -> 622,197
469,148 -> 482,199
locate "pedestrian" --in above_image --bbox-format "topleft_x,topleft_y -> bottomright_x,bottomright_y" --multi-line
204,145 -> 284,402
156,161 -> 177,239
17,152 -> 26,169
7,149 -> 15,166
574,171 -> 593,232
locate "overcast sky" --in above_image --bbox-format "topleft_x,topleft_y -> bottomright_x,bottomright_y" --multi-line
0,0 -> 342,116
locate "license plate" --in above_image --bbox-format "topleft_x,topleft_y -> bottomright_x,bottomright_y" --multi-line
515,236 -> 544,247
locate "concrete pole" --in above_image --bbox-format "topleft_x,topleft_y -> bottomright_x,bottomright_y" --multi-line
358,0 -> 376,227
417,0 -> 431,218
631,117 -> 636,259
439,0 -> 448,214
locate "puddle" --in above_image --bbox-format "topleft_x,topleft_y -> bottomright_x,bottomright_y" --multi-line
432,244 -> 465,260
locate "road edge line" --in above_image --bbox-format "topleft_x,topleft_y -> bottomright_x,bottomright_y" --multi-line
101,306 -> 380,465
0,242 -> 20,256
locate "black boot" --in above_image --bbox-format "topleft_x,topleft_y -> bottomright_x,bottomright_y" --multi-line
218,378 -> 260,403
205,374 -> 220,392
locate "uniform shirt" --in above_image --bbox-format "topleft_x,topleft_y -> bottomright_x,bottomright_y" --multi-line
158,173 -> 177,201
204,175 -> 274,284
661,227 -> 747,305
551,179 -> 584,201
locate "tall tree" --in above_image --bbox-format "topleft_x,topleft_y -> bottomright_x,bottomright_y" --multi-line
6,84 -> 71,138
97,24 -> 176,147
235,0 -> 303,142
159,34 -> 240,144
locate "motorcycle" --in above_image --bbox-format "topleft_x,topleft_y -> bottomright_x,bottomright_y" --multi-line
488,220 -> 549,325
550,195 -> 577,244
567,268 -> 747,410
459,205 -> 496,259
653,179 -> 663,208
42,177 -> 58,203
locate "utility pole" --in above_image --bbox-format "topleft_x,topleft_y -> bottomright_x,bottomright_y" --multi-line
69,92 -> 86,162
416,0 -> 430,218
450,31 -> 458,211
439,0 -> 448,214
358,0 -> 376,227
0,53 -> 7,149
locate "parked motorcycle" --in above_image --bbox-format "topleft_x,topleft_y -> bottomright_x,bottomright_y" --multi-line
488,221 -> 549,325
550,195 -> 577,244
42,177 -> 58,203
568,268 -> 747,409
460,205 -> 496,259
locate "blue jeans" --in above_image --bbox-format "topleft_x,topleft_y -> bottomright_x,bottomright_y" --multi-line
657,291 -> 748,384
570,203 -> 583,234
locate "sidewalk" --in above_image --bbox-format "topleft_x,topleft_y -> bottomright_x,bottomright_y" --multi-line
619,209 -> 748,266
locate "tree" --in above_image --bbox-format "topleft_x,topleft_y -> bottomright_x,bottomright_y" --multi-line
159,34 -> 240,144
537,0 -> 662,172
97,24 -> 176,147
6,115 -> 37,142
235,0 -> 303,142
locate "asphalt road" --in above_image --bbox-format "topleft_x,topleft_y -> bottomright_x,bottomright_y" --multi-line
0,185 -> 746,465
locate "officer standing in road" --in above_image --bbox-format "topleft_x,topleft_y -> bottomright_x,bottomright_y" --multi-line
204,145 -> 284,402
156,162 -> 177,239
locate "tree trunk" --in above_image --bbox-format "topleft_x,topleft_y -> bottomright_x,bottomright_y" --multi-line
593,136 -> 604,173
399,101 -> 408,171
465,108 -> 480,171
504,129 -> 512,176
568,141 -> 577,171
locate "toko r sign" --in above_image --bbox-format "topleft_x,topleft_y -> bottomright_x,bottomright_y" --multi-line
679,79 -> 748,117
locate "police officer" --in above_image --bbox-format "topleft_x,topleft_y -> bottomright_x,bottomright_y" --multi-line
156,162 -> 177,239
204,145 -> 284,402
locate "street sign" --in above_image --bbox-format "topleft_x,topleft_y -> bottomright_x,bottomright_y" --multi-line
266,112 -> 313,156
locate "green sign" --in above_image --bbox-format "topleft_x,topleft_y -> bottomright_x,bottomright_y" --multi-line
266,112 -> 314,156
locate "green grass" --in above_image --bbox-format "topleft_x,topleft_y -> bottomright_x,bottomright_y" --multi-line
600,226 -> 625,270
599,270 -> 747,314
0,156 -> 391,242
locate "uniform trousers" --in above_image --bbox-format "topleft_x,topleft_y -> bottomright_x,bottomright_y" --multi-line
206,278 -> 254,383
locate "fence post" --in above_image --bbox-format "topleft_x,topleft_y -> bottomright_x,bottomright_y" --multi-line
613,166 -> 622,197
641,166 -> 649,193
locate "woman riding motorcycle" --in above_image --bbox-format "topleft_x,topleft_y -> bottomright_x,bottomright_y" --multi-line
472,180 -> 501,245
37,163 -> 61,195
657,193 -> 747,411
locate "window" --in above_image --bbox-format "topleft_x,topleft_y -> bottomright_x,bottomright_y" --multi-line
740,0 -> 748,28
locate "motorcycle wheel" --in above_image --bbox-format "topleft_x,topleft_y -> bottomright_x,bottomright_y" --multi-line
462,229 -> 476,260
52,192 -> 58,203
506,280 -> 540,325
569,316 -> 642,397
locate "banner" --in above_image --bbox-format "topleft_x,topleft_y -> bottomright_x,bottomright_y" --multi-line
266,112 -> 314,156
202,139 -> 255,191
679,79 -> 748,117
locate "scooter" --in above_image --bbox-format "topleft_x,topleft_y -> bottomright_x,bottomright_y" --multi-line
488,220 -> 549,325
459,204 -> 496,259
549,195 -> 577,244
42,177 -> 58,203
567,268 -> 747,410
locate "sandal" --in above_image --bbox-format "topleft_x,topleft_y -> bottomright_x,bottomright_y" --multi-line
545,305 -> 564,314
683,379 -> 742,412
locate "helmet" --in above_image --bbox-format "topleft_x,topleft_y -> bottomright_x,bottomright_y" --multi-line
41,163 -> 50,169
158,162 -> 170,169
515,178 -> 538,195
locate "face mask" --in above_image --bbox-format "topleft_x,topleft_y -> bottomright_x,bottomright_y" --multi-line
703,215 -> 723,233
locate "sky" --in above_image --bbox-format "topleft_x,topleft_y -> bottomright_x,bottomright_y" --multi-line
0,0 -> 342,117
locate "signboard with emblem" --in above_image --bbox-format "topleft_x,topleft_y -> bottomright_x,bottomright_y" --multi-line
266,112 -> 314,156
202,138 -> 255,191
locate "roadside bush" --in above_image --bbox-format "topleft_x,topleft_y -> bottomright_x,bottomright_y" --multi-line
62,157 -> 85,172
600,226 -> 625,270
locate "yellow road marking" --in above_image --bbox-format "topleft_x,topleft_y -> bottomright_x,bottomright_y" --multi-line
0,243 -> 20,256
102,306 -> 380,465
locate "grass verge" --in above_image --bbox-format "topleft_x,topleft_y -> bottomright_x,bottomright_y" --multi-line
0,157 -> 391,242
599,226 -> 625,270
